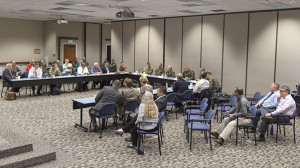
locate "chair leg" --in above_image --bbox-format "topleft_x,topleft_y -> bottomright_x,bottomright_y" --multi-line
158,133 -> 161,156
236,126 -> 238,146
137,133 -> 141,155
293,125 -> 296,144
276,124 -> 279,143
254,128 -> 257,146
186,127 -> 189,143
283,126 -> 286,137
209,130 -> 212,151
190,129 -> 192,150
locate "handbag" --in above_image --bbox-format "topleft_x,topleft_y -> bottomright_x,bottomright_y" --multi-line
4,90 -> 15,100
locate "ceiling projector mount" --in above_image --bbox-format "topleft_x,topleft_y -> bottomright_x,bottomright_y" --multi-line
54,16 -> 68,24
116,7 -> 134,18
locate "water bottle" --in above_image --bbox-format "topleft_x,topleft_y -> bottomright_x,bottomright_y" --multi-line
270,124 -> 273,136
241,136 -> 245,147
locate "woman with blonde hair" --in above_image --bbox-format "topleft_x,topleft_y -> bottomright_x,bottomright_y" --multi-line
139,75 -> 153,99
115,91 -> 159,149
25,59 -> 35,72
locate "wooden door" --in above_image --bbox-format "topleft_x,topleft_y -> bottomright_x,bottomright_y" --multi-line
64,45 -> 76,62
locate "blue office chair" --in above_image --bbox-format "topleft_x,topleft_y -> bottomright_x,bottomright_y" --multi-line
217,93 -> 237,122
176,90 -> 193,119
184,103 -> 208,133
236,106 -> 258,146
215,85 -> 222,93
89,102 -> 116,138
186,110 -> 215,151
166,93 -> 176,121
249,91 -> 261,105
137,112 -> 165,155
122,99 -> 139,124
275,109 -> 297,144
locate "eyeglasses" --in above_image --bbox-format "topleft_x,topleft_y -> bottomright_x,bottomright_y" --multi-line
280,90 -> 287,92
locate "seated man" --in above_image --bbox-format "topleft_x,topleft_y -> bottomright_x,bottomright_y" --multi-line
48,64 -> 62,94
2,63 -> 20,92
206,72 -> 220,94
11,61 -> 21,77
56,60 -> 63,73
109,59 -> 117,72
28,63 -> 43,95
100,61 -> 111,89
118,78 -> 139,120
154,63 -> 164,76
212,87 -> 252,145
76,63 -> 89,92
62,59 -> 73,74
141,62 -> 153,75
82,56 -> 89,67
165,65 -> 175,78
182,65 -> 195,80
173,73 -> 188,112
193,72 -> 209,97
89,80 -> 122,132
114,86 -> 168,142
249,82 -> 280,132
40,60 -> 48,77
91,62 -> 102,88
255,85 -> 296,142
118,62 -> 127,73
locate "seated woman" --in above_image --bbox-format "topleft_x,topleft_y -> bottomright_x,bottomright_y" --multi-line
62,59 -> 73,74
25,59 -> 35,72
139,76 -> 153,100
116,91 -> 159,149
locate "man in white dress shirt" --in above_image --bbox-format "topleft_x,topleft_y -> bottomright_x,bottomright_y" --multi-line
28,63 -> 43,95
193,72 -> 209,95
255,85 -> 296,142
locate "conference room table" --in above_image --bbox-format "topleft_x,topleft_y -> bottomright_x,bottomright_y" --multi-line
72,85 -> 195,132
9,72 -> 197,90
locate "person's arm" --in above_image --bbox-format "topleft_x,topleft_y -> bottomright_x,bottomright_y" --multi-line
172,81 -> 178,93
193,81 -> 200,93
95,90 -> 104,103
271,97 -> 294,116
234,102 -> 248,117
266,93 -> 279,109
28,69 -> 34,78
155,99 -> 163,112
37,69 -> 42,78
3,70 -> 15,80
137,104 -> 145,122
190,71 -> 195,80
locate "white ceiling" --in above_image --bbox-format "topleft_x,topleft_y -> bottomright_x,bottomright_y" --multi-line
0,0 -> 300,23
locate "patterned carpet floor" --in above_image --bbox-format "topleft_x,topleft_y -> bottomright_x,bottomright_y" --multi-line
0,84 -> 299,167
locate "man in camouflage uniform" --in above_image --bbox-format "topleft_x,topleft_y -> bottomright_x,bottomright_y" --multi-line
109,59 -> 117,72
207,72 -> 220,93
154,63 -> 165,76
118,61 -> 127,72
182,65 -> 195,80
141,62 -> 153,75
165,65 -> 175,78
48,63 -> 62,94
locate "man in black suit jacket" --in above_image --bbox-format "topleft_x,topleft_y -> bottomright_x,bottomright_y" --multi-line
100,61 -> 110,89
172,73 -> 188,110
90,80 -> 122,131
156,86 -> 167,112
2,63 -> 19,92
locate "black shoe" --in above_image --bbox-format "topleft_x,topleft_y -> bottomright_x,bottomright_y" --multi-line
211,132 -> 219,139
127,144 -> 136,148
252,136 -> 265,142
37,92 -> 41,95
114,130 -> 123,136
125,137 -> 132,142
101,126 -> 108,130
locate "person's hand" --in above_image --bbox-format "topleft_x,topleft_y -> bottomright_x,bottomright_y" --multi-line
263,106 -> 268,109
229,115 -> 234,119
265,113 -> 272,117
255,102 -> 260,108
225,111 -> 230,114
277,95 -> 282,102
135,120 -> 138,125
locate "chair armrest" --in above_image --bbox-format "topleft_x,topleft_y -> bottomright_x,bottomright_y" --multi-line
186,105 -> 202,109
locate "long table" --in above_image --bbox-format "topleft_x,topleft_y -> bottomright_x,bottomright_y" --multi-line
9,73 -> 197,89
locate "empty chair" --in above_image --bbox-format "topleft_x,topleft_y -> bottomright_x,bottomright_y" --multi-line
166,93 -> 176,121
249,91 -> 261,106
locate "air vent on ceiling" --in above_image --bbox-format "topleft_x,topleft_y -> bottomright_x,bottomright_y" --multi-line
182,4 -> 203,7
177,10 -> 201,14
211,9 -> 226,12
263,2 -> 290,8
178,0 -> 215,6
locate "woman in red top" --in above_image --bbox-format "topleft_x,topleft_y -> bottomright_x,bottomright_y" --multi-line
25,60 -> 35,72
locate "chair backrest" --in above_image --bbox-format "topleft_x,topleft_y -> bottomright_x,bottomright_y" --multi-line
204,110 -> 215,124
158,111 -> 165,124
201,98 -> 208,105
253,91 -> 261,101
216,85 -> 222,93
229,93 -> 237,104
200,103 -> 208,112
291,108 -> 297,119
100,102 -> 116,115
61,73 -> 68,76
124,99 -> 139,111
183,90 -> 193,100
24,71 -> 29,78
250,106 -> 257,123
258,95 -> 265,101
166,93 -> 176,102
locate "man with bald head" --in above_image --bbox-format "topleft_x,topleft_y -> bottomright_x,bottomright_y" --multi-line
154,63 -> 165,76
2,63 -> 20,92
173,73 -> 189,113
165,65 -> 175,78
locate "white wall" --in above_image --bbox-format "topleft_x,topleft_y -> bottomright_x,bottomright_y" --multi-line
102,24 -> 111,63
0,18 -> 44,63
86,23 -> 101,66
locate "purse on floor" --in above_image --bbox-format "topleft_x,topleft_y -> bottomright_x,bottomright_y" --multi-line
4,90 -> 15,100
